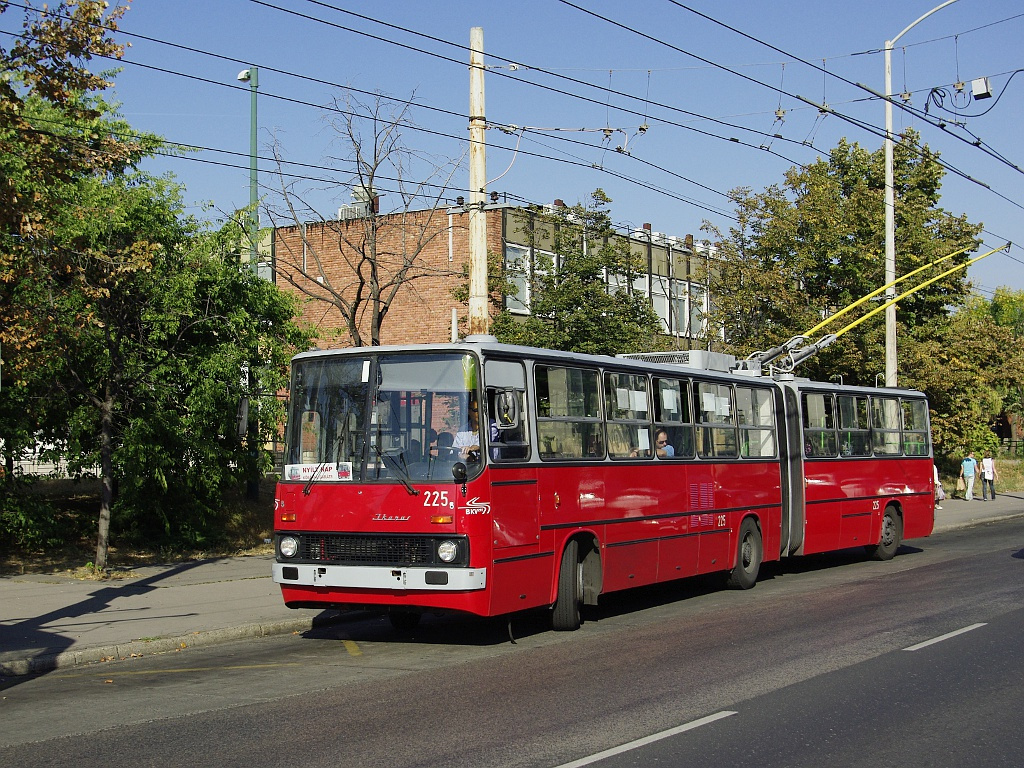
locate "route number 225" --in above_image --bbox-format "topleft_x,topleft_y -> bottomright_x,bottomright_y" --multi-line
423,490 -> 454,510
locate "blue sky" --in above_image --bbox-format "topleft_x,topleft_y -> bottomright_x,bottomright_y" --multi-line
99,0 -> 1023,294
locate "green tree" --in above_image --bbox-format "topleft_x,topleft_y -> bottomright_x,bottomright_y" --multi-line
982,288 -> 1024,444
0,1 -> 137,233
1,1 -> 152,477
0,3 -> 313,564
490,190 -> 663,356
41,173 -> 311,568
899,300 -> 1007,456
704,132 -> 981,386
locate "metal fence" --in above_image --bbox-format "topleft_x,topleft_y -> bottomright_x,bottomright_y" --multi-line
1000,439 -> 1024,457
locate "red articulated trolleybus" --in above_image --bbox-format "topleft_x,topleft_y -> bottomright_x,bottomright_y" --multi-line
272,338 -> 934,632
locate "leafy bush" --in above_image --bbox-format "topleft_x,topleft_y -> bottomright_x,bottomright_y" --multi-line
1,491 -> 72,548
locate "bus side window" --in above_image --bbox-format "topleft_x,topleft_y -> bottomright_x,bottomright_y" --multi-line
801,392 -> 837,458
736,386 -> 777,459
838,395 -> 871,456
694,382 -> 737,458
536,365 -> 604,461
901,399 -> 930,456
605,371 -> 651,460
871,396 -> 902,455
653,377 -> 693,460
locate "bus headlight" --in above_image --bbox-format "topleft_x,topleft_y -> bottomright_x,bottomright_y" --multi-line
279,536 -> 299,558
437,540 -> 458,563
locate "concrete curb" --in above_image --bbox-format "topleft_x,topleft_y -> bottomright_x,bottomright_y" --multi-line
932,511 -> 1024,534
0,613 -> 343,677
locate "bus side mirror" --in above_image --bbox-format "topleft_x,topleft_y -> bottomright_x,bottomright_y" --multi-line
494,390 -> 519,430
452,462 -> 468,484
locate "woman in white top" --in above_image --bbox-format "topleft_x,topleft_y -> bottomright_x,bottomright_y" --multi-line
980,451 -> 998,501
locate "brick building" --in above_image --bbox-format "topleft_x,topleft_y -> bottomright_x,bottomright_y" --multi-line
266,200 -> 714,350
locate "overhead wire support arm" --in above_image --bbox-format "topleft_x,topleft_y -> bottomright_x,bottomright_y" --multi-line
784,334 -> 839,370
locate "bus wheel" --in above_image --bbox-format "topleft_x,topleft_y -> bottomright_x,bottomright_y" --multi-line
552,539 -> 582,631
866,506 -> 902,561
726,518 -> 762,590
389,610 -> 421,633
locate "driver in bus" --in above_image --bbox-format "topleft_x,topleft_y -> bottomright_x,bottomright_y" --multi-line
435,431 -> 455,459
453,399 -> 482,461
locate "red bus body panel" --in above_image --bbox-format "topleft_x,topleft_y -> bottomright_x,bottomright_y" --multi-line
801,456 -> 934,556
276,457 -> 787,616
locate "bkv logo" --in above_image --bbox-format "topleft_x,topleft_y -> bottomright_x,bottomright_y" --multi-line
463,497 -> 491,515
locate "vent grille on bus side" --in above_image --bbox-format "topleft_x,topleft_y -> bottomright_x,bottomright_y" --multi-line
298,534 -> 436,565
617,350 -> 737,372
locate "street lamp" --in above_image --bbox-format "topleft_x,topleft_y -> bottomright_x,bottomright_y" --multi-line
237,66 -> 259,273
883,0 -> 959,387
237,67 -> 261,500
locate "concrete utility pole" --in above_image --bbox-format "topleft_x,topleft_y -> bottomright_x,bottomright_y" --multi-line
467,27 -> 489,337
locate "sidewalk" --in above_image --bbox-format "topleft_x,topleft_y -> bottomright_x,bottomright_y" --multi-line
0,555 -> 338,676
3,494 -> 1023,677
931,490 -> 1024,533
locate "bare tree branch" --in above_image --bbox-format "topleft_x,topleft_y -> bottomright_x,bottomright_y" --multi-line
268,91 -> 467,346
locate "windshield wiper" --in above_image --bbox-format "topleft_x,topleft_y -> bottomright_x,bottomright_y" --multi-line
302,460 -> 327,496
375,446 -> 419,496
303,429 -> 348,496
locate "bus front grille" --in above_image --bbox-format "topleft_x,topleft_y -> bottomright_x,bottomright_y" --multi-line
297,534 -> 437,566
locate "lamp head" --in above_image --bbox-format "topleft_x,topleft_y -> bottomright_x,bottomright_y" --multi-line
237,69 -> 251,82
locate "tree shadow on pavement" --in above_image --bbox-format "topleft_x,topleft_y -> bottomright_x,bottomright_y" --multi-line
0,559 -> 217,689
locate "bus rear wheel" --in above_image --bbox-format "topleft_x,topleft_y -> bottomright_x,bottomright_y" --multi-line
552,539 -> 583,631
725,518 -> 762,590
866,506 -> 902,561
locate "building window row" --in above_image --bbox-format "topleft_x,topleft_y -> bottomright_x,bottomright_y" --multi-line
503,243 -> 709,339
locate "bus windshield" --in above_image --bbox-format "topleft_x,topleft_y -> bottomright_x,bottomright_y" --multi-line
284,352 -> 482,485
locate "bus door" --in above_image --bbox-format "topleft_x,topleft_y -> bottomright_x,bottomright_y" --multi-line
779,383 -> 806,556
692,381 -> 736,574
486,377 -> 537,549
483,362 -> 546,613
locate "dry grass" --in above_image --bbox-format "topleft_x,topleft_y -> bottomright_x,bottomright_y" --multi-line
992,457 -> 1024,492
938,456 -> 1022,494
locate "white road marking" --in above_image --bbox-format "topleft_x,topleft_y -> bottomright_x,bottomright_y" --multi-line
903,622 -> 988,651
552,710 -> 738,768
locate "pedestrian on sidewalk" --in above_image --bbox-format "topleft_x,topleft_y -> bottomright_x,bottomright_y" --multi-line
980,451 -> 998,500
933,463 -> 944,510
959,451 -> 978,501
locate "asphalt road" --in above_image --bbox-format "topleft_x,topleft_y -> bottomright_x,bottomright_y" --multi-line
2,518 -> 1022,768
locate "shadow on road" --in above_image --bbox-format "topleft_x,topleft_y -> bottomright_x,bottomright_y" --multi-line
296,543 -> 927,649
0,559 -> 223,690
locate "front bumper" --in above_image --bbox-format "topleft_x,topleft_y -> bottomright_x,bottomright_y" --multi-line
272,562 -> 487,591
